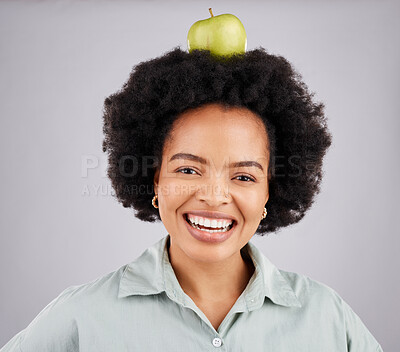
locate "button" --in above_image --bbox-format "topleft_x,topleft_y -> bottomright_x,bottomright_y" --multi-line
212,337 -> 222,347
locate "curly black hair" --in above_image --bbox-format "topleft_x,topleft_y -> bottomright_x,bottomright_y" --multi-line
102,46 -> 332,235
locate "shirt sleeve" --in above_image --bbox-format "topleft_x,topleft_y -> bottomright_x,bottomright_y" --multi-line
0,286 -> 80,352
341,298 -> 383,351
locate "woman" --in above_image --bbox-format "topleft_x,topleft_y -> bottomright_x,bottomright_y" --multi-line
1,47 -> 383,351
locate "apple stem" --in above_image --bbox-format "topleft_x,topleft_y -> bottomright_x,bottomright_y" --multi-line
209,8 -> 214,17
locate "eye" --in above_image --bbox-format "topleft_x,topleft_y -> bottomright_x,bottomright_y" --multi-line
176,167 -> 198,175
235,175 -> 255,182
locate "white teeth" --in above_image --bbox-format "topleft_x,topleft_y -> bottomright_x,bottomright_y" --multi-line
188,221 -> 231,233
187,214 -> 233,229
186,214 -> 234,233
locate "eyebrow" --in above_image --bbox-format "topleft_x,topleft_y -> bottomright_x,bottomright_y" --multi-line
169,153 -> 264,172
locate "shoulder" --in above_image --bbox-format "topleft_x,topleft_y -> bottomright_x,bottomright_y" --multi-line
278,269 -> 383,351
277,268 -> 344,324
279,268 -> 343,308
36,263 -> 129,316
1,265 -> 128,352
56,264 -> 128,304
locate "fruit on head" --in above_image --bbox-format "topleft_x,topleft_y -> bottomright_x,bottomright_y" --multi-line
187,8 -> 247,57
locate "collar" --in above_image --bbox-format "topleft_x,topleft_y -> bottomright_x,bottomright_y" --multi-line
118,234 -> 302,309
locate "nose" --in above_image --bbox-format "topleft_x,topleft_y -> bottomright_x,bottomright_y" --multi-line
194,176 -> 231,207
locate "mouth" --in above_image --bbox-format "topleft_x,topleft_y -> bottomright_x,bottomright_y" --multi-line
183,213 -> 236,233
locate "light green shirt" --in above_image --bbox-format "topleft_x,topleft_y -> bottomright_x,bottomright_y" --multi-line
1,234 -> 383,351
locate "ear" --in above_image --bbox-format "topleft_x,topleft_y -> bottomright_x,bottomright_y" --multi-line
153,168 -> 160,194
264,179 -> 270,205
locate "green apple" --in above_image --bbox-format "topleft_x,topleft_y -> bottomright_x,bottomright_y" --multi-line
187,8 -> 247,57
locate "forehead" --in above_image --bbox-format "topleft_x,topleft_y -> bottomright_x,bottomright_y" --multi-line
165,104 -> 269,156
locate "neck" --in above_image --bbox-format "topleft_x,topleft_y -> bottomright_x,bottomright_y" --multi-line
167,237 -> 255,303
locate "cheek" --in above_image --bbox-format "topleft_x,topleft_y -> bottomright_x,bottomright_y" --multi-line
234,188 -> 266,222
158,179 -> 192,211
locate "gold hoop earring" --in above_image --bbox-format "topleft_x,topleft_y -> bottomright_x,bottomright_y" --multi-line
261,207 -> 267,220
152,194 -> 159,209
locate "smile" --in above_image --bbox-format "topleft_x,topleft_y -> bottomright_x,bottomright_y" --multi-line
184,214 -> 235,233
183,213 -> 237,244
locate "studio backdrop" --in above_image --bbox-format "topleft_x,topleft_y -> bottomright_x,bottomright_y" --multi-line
0,1 -> 398,351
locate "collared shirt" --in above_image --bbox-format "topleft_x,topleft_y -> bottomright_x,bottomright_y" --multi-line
1,234 -> 383,352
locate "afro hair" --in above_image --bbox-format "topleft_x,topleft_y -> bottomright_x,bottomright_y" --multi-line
102,46 -> 332,235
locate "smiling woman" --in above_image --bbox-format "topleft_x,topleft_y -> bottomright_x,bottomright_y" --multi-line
152,103 -> 271,330
155,103 -> 270,250
0,47 -> 383,351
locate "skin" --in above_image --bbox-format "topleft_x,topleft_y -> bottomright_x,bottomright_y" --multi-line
153,102 -> 270,330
